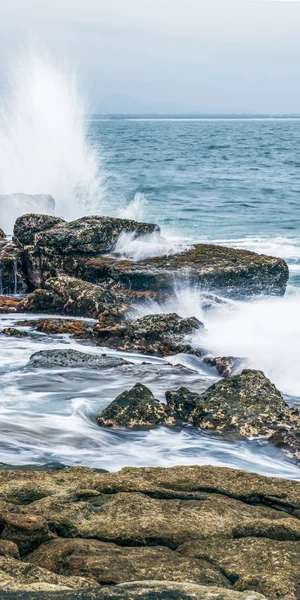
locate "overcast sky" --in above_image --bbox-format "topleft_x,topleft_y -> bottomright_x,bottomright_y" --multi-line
0,0 -> 300,113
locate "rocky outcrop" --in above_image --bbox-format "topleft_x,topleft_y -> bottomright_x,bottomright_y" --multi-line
0,296 -> 24,314
28,349 -> 131,369
0,465 -> 298,598
97,370 -> 300,460
13,214 -> 65,247
97,383 -> 169,427
93,312 -> 204,357
81,243 -> 289,298
0,228 -> 5,240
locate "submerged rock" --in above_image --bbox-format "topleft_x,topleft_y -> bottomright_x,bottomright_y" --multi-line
13,213 -> 65,247
35,318 -> 90,339
97,383 -> 169,427
0,296 -> 24,314
28,349 -> 131,369
93,312 -> 204,357
0,465 -> 297,597
1,328 -> 28,338
85,243 -> 288,298
202,355 -> 242,377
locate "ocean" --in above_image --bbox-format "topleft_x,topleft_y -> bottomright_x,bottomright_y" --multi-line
1,115 -> 300,479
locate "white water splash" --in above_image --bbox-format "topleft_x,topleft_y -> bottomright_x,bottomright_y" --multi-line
114,230 -> 189,261
0,52 -> 106,231
117,192 -> 148,221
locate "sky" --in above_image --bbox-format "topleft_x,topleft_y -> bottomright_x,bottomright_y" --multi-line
0,0 -> 300,113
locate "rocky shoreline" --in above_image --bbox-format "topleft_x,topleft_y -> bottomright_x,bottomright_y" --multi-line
0,465 -> 298,599
0,212 -> 299,598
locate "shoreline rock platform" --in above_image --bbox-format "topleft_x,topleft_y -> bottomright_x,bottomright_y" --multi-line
0,464 -> 298,598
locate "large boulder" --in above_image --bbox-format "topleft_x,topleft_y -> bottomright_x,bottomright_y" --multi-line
13,214 -> 65,247
34,215 -> 159,255
93,312 -> 204,357
82,243 -> 288,298
97,383 -> 169,427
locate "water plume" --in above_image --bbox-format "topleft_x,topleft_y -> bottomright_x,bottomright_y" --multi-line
0,51 -> 105,231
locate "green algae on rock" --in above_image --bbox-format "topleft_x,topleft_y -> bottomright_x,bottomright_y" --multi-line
81,243 -> 289,298
97,369 -> 300,460
93,312 -> 204,357
97,383 -> 169,427
13,214 -> 66,247
33,215 -> 159,255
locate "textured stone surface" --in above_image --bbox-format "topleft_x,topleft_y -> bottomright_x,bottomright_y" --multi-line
97,383 -> 169,427
0,581 -> 268,599
35,318 -> 90,338
178,537 -> 300,600
0,228 -> 6,239
28,349 -> 131,369
13,214 -> 65,247
82,243 -> 289,298
34,216 -> 159,255
0,465 -> 297,597
22,276 -> 126,319
93,312 -> 204,357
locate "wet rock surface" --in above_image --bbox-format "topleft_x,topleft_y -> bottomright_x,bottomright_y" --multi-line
33,215 -> 159,255
97,383 -> 169,427
97,370 -> 300,460
93,312 -> 204,357
22,276 -> 126,319
86,243 -> 289,298
0,465 -> 297,597
0,241 -> 28,294
13,214 -> 66,247
28,349 -> 131,369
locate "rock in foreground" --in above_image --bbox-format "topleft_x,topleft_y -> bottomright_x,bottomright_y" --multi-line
0,465 -> 298,598
0,582 -> 268,599
28,349 -> 131,369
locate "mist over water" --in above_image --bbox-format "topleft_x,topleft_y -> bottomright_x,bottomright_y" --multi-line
0,52 -> 105,231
